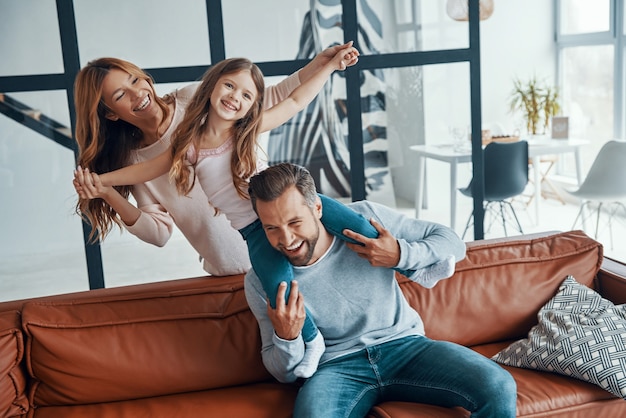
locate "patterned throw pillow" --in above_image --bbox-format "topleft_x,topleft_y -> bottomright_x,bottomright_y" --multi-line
492,275 -> 626,399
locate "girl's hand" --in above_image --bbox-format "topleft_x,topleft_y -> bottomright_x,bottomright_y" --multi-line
73,166 -> 113,200
299,42 -> 360,83
314,42 -> 354,66
266,280 -> 306,341
332,41 -> 360,71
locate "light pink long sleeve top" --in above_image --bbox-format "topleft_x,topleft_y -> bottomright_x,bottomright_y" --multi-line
123,73 -> 300,275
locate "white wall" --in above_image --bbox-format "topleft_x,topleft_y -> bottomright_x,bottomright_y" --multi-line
480,1 -> 556,133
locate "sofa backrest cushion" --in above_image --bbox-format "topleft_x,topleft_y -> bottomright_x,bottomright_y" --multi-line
21,275 -> 270,407
0,310 -> 28,417
399,230 -> 603,347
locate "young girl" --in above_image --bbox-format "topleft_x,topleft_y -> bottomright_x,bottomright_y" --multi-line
75,47 -> 455,378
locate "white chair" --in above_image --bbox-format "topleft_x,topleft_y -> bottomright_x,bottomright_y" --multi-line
566,140 -> 626,248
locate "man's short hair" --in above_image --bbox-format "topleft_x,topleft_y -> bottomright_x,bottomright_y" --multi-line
249,163 -> 317,213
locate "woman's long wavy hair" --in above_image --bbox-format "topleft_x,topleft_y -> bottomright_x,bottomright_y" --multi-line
170,58 -> 265,199
73,57 -> 171,242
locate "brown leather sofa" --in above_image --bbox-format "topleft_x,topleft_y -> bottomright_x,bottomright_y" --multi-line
2,230 -> 626,417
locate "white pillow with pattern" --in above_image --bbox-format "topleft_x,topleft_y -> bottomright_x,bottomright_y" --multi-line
492,275 -> 626,399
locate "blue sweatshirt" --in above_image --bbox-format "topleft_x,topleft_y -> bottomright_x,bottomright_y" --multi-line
244,200 -> 466,383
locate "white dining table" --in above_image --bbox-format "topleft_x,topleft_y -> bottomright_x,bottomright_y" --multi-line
410,138 -> 589,229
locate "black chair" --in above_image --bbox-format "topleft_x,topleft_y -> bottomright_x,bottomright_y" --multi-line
459,140 -> 529,239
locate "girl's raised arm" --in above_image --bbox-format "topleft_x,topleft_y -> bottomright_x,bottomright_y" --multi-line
88,148 -> 173,187
259,42 -> 359,133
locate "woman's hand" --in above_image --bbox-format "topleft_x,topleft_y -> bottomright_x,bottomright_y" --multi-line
73,165 -> 143,226
332,41 -> 360,71
73,166 -> 113,200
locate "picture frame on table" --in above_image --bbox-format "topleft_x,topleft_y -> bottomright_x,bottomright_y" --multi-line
551,116 -> 569,139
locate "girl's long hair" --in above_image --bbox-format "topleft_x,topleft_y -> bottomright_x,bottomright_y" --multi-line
73,57 -> 171,242
170,58 -> 265,199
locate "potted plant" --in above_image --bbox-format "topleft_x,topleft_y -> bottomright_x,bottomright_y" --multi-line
509,76 -> 560,135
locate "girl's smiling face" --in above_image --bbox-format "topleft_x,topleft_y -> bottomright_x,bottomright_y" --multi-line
210,69 -> 259,122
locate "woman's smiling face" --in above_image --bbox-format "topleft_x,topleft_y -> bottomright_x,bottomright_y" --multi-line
100,68 -> 158,123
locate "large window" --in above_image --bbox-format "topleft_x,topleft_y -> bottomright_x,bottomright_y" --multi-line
558,0 -> 610,35
0,0 -> 483,300
556,0 -> 617,175
555,0 -> 626,260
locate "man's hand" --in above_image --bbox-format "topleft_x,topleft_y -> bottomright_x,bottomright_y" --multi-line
343,219 -> 401,268
267,280 -> 306,341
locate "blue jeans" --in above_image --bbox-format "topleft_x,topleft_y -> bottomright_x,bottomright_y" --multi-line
240,194 -> 414,342
293,335 -> 517,418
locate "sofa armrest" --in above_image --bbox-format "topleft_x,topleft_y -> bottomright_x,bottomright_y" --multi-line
598,257 -> 626,305
0,310 -> 28,417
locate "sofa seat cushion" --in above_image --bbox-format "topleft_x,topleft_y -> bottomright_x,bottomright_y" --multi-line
21,275 -> 271,407
370,397 -> 626,418
476,342 -> 625,417
29,382 -> 298,418
492,275 -> 626,400
369,342 -> 626,418
0,310 -> 28,417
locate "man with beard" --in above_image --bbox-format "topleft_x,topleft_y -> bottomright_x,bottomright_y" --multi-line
243,163 -> 517,418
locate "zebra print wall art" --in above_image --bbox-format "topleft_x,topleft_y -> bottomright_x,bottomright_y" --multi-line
266,0 -> 396,205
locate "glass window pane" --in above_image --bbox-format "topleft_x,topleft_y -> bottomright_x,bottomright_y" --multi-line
561,45 -> 614,175
0,0 -> 64,76
223,0 -> 312,62
0,104 -> 87,301
413,1 -> 470,51
559,0 -> 610,35
154,82 -> 195,98
100,210 -> 208,288
264,72 -> 354,200
224,0 -> 469,62
379,1 -> 470,53
9,90 -> 71,127
422,63 -> 471,147
381,63 -> 472,231
74,0 -> 210,68
265,62 -> 472,226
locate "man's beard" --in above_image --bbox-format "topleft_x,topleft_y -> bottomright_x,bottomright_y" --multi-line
281,224 -> 319,266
